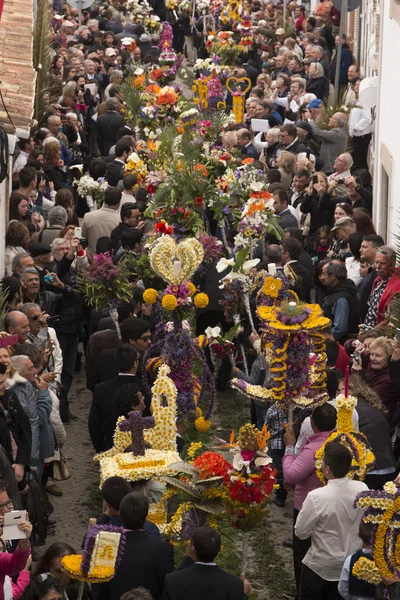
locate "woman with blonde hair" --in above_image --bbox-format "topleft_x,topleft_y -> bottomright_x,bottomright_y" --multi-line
43,141 -> 68,191
277,150 -> 296,190
305,62 -> 328,99
349,374 -> 396,489
352,336 -> 400,420
256,74 -> 273,99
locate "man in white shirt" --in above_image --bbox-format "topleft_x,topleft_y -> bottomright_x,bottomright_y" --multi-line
13,137 -> 35,173
81,186 -> 121,254
295,441 -> 368,599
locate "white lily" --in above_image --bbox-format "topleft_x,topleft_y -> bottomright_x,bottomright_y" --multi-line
121,37 -> 135,45
205,326 -> 221,339
249,181 -> 264,192
216,257 -> 234,273
242,258 -> 260,272
255,456 -> 273,467
232,453 -> 244,471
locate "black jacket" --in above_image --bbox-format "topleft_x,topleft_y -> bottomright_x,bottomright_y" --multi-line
0,389 -> 32,468
306,76 -> 328,100
243,143 -> 259,160
43,163 -> 68,191
110,222 -> 131,251
88,374 -> 142,453
356,399 -> 396,470
288,260 -> 312,303
162,558 -> 246,600
97,531 -> 174,600
106,159 -> 125,187
96,110 -> 124,156
321,278 -> 360,335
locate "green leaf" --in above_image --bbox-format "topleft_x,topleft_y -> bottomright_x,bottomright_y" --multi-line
232,246 -> 250,273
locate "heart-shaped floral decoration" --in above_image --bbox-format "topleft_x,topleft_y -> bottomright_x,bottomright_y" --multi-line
225,76 -> 252,96
150,236 -> 204,285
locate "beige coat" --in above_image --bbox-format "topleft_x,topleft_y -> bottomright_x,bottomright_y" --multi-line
81,206 -> 120,254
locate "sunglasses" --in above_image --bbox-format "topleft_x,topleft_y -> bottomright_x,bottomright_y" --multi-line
29,316 -> 40,321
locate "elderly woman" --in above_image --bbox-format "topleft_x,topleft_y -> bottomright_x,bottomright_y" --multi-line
263,127 -> 281,168
306,62 -> 328,100
352,336 -> 400,420
349,374 -> 397,489
5,222 -> 29,276
39,206 -> 68,245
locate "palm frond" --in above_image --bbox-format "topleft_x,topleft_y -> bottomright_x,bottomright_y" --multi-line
123,85 -> 147,124
33,0 -> 52,124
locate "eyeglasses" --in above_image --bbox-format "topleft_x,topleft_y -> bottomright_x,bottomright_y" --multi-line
139,335 -> 151,341
28,316 -> 40,321
0,500 -> 12,511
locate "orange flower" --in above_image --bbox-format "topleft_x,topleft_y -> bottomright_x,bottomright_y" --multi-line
155,208 -> 164,218
149,68 -> 165,82
249,190 -> 273,199
134,74 -> 146,88
242,158 -> 255,164
194,196 -> 204,206
146,84 -> 161,94
193,164 -> 208,177
176,161 -> 184,172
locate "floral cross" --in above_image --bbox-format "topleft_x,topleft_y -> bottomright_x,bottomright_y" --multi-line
119,411 -> 155,456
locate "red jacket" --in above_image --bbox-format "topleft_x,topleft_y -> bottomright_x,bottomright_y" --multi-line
373,271 -> 400,323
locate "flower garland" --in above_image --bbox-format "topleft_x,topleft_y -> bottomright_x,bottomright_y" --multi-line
352,482 -> 400,583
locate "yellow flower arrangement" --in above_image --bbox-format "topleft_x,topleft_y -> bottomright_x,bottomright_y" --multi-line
352,557 -> 382,585
163,502 -> 189,536
187,441 -> 203,459
143,288 -> 158,304
315,394 -> 375,484
94,364 -> 181,485
162,294 -> 178,310
195,416 -> 211,432
194,293 -> 209,309
125,151 -> 148,182
62,555 -> 115,583
257,303 -> 331,332
149,236 -> 204,286
187,281 -> 196,296
262,276 -> 283,299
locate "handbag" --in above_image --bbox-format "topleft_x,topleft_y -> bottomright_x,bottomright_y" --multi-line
52,453 -> 71,481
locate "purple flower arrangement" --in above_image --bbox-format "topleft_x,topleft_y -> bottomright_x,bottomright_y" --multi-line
81,524 -> 126,577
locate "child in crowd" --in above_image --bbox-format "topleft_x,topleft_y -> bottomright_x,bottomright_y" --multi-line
338,520 -> 376,600
315,226 -> 331,262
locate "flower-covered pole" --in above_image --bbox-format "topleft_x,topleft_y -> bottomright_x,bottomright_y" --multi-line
234,314 -> 248,376
241,531 -> 250,577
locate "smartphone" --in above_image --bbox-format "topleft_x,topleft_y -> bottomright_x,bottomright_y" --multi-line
312,174 -> 318,185
337,178 -> 345,184
3,510 -> 27,541
0,334 -> 19,348
47,315 -> 60,325
74,227 -> 82,239
44,274 -> 55,283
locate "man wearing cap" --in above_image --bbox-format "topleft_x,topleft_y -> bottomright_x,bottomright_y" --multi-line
30,243 -> 53,290
307,109 -> 348,175
139,33 -> 152,56
320,260 -> 360,341
331,217 -> 356,246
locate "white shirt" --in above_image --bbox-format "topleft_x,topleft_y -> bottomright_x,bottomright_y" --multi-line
328,170 -> 351,197
348,107 -> 373,138
338,549 -> 373,600
295,478 -> 368,581
295,399 -> 359,455
345,257 -> 362,289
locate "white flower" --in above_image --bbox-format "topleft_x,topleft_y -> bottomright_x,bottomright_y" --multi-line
249,181 -> 264,192
232,454 -> 244,470
255,456 -> 273,467
127,152 -> 141,163
121,37 -> 135,45
134,68 -> 144,75
182,320 -> 190,330
205,326 -> 221,338
242,259 -> 260,272
165,322 -> 174,332
216,257 -> 234,273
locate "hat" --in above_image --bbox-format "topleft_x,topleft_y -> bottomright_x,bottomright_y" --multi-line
303,57 -> 314,65
296,120 -> 312,134
105,48 -> 117,57
139,33 -> 150,43
276,27 -> 285,35
306,98 -> 323,109
330,217 -> 355,232
62,20 -> 75,29
29,243 -> 52,258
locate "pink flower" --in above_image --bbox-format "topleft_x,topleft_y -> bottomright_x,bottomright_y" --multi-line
241,450 -> 255,462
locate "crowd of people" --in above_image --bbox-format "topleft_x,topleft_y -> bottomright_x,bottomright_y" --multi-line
0,0 -> 399,598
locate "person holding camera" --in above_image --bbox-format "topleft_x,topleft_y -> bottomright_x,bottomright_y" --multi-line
327,153 -> 354,196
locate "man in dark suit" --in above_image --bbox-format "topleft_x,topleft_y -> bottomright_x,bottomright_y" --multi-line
103,493 -> 174,600
236,128 -> 259,160
88,344 -> 143,452
96,97 -> 124,156
283,228 -> 314,278
273,191 -> 299,230
110,202 -> 140,251
162,526 -> 250,600
281,237 -> 312,303
106,139 -> 132,186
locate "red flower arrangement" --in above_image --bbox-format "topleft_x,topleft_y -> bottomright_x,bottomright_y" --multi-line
154,220 -> 173,235
193,451 -> 231,482
194,196 -> 204,206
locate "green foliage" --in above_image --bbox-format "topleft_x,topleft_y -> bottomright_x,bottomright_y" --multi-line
232,246 -> 250,273
33,0 -> 52,124
0,285 -> 10,331
123,84 -> 147,125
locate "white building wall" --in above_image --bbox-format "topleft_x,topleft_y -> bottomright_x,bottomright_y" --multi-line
372,0 -> 400,245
